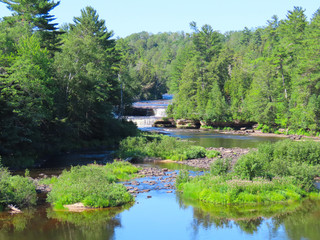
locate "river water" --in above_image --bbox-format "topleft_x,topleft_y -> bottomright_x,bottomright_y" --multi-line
1,98 -> 320,240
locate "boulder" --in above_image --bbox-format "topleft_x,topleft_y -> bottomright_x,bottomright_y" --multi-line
153,118 -> 175,128
176,119 -> 200,129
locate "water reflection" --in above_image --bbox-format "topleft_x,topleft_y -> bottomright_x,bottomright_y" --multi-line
47,205 -> 132,240
0,204 -> 132,240
179,196 -> 320,239
164,129 -> 283,148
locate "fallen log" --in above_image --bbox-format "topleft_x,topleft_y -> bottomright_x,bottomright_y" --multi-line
8,204 -> 22,213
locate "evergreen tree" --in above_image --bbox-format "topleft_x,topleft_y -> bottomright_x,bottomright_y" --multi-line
0,0 -> 63,52
54,6 -> 120,139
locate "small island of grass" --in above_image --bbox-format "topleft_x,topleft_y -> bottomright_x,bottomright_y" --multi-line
176,140 -> 320,205
47,162 -> 139,210
117,132 -> 219,161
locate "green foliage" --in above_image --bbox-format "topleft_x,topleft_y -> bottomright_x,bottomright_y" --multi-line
210,158 -> 231,176
0,5 -> 137,168
118,133 -> 206,161
167,7 -> 320,133
179,140 -> 320,205
47,163 -> 136,208
179,174 -> 310,205
234,152 -> 265,180
0,167 -> 37,208
176,170 -> 190,190
1,0 -> 62,52
288,162 -> 320,192
234,140 -> 320,191
206,150 -> 220,158
104,161 -> 139,180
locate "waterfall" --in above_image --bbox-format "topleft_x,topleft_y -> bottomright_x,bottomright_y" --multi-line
125,94 -> 172,128
126,116 -> 163,128
153,108 -> 167,117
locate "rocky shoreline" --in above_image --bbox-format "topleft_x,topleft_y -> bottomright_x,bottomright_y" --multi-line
178,147 -> 251,169
33,147 -> 252,199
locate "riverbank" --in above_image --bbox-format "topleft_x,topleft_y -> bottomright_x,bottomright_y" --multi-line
157,127 -> 320,141
212,129 -> 320,141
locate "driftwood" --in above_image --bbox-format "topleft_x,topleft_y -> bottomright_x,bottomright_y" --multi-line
8,205 -> 22,213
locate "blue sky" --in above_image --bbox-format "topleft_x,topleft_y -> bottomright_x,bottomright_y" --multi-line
0,0 -> 319,38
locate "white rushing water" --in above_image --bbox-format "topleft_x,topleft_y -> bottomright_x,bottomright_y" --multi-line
126,95 -> 172,128
126,116 -> 163,128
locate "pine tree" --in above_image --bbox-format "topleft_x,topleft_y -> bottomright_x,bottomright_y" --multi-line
0,0 -> 63,52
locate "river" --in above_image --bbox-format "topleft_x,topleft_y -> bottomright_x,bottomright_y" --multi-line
1,97 -> 320,240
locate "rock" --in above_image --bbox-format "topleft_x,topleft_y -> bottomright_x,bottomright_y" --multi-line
176,119 -> 200,129
63,203 -> 91,212
153,118 -> 175,128
131,181 -> 140,186
147,196 -> 152,198
278,128 -> 286,133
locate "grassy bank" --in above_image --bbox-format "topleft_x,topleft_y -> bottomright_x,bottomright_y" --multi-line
177,140 -> 320,205
47,162 -> 138,209
117,133 -> 219,161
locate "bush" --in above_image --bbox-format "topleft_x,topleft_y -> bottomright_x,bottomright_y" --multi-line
176,170 -> 190,189
234,140 -> 320,190
105,161 -> 139,180
288,162 -> 320,192
178,174 -> 311,205
47,164 -> 135,209
234,152 -> 265,180
210,158 -> 231,176
206,150 -> 220,158
272,140 -> 320,165
118,133 -> 207,161
0,167 -> 37,209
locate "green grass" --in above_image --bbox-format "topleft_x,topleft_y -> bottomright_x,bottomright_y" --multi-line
47,162 -> 138,209
206,150 -> 221,158
177,140 -> 320,205
117,133 -> 208,161
234,140 -> 320,191
177,174 -> 316,205
0,167 -> 37,209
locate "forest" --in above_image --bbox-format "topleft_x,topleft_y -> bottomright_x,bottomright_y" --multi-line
0,0 -> 320,167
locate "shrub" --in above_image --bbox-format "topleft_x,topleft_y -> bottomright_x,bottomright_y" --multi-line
47,164 -> 134,209
210,158 -> 231,176
185,146 -> 207,159
234,152 -> 265,180
272,140 -> 320,165
206,150 -> 220,158
118,133 -> 207,161
288,162 -> 320,192
0,167 -> 37,209
105,161 -> 139,180
176,170 -> 190,189
178,175 -> 312,205
235,140 -> 320,191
